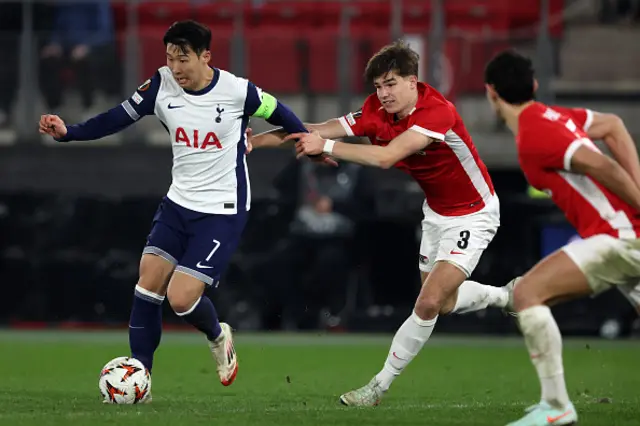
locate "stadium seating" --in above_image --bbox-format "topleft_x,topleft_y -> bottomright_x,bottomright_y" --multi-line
111,0 -> 564,95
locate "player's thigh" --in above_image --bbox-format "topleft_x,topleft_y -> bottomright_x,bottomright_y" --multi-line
143,198 -> 188,266
513,249 -> 592,311
174,211 -> 248,289
138,253 -> 175,297
513,234 -> 640,311
139,199 -> 187,295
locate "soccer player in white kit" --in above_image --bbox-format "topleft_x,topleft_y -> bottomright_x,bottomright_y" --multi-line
38,20 -> 318,397
484,50 -> 640,426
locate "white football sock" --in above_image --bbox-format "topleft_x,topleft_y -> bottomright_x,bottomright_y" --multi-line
451,280 -> 509,314
375,311 -> 437,391
518,305 -> 570,408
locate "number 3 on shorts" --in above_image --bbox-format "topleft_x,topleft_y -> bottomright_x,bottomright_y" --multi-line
196,239 -> 221,269
457,230 -> 471,250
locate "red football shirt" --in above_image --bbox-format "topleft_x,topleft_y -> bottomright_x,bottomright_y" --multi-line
339,82 -> 495,216
518,102 -> 640,239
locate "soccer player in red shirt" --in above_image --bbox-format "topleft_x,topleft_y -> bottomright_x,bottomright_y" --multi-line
484,50 -> 640,426
252,41 -> 510,406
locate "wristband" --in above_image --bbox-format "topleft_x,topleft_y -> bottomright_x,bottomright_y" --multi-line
323,139 -> 336,155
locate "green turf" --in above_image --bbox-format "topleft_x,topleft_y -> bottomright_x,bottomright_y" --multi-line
0,331 -> 638,426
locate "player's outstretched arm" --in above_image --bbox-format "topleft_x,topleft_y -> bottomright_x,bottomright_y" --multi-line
38,105 -> 137,142
307,119 -> 351,139
586,112 -> 640,190
284,128 -> 433,169
39,72 -> 160,142
571,145 -> 640,211
251,119 -> 350,149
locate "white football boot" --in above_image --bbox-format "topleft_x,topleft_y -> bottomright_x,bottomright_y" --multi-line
208,322 -> 238,386
339,377 -> 385,407
506,401 -> 578,425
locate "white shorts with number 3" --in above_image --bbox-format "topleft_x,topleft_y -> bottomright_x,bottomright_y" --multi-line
418,196 -> 500,277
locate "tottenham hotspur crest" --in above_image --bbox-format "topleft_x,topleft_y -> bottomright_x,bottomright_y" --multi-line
215,105 -> 224,123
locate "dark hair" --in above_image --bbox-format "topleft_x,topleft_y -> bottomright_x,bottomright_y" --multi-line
163,20 -> 211,55
364,40 -> 419,83
484,50 -> 535,104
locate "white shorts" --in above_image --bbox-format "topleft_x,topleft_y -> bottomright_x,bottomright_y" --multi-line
418,196 -> 500,277
562,234 -> 640,295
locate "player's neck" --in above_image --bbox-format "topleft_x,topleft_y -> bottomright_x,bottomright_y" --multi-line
396,92 -> 419,120
501,100 -> 535,135
189,67 -> 214,92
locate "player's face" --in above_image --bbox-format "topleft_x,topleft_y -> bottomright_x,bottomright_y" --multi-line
373,72 -> 418,115
166,44 -> 211,90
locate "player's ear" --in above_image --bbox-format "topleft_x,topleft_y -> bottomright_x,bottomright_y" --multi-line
485,84 -> 498,101
533,79 -> 539,93
409,75 -> 418,89
201,50 -> 211,64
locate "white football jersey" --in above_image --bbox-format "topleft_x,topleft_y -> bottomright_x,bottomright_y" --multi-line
122,66 -> 257,214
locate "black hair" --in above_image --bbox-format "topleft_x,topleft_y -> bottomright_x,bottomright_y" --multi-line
484,49 -> 535,104
364,40 -> 419,83
163,20 -> 211,56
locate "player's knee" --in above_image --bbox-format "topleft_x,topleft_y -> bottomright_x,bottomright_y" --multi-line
166,287 -> 199,314
166,276 -> 205,314
414,295 -> 441,320
512,280 -> 540,312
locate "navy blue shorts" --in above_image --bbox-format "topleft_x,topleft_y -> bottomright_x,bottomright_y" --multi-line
143,197 -> 247,286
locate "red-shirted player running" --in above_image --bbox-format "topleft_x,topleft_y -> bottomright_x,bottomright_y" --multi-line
484,50 -> 640,426
251,41 -> 510,406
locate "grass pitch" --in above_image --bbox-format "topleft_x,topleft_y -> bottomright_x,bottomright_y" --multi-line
0,330 -> 637,426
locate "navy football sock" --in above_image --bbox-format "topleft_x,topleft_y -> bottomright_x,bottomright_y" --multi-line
176,296 -> 222,341
129,285 -> 164,372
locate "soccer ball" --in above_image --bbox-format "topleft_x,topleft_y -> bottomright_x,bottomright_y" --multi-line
98,356 -> 151,404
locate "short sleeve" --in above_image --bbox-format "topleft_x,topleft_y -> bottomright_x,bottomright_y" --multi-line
338,108 -> 367,137
408,105 -> 455,141
121,71 -> 161,121
550,106 -> 594,132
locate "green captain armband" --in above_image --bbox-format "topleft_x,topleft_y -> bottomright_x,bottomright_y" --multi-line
252,92 -> 278,119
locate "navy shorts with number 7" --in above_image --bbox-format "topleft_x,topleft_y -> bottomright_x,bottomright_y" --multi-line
143,197 -> 247,286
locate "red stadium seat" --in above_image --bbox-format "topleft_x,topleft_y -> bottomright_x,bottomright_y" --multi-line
307,30 -> 340,93
192,2 -> 239,33
138,28 -> 168,80
209,30 -> 233,72
403,1 -> 431,34
138,1 -> 192,29
245,29 -> 301,93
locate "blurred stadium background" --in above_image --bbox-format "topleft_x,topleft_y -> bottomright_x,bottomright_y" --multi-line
1,0 -> 639,339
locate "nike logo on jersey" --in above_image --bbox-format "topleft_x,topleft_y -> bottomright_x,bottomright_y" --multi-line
449,250 -> 464,255
168,103 -> 184,109
196,262 -> 214,269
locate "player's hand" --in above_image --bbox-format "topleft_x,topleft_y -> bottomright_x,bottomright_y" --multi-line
285,131 -> 325,157
284,131 -> 338,167
38,114 -> 68,140
245,127 -> 253,154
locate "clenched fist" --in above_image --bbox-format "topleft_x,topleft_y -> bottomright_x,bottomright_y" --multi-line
38,114 -> 68,140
